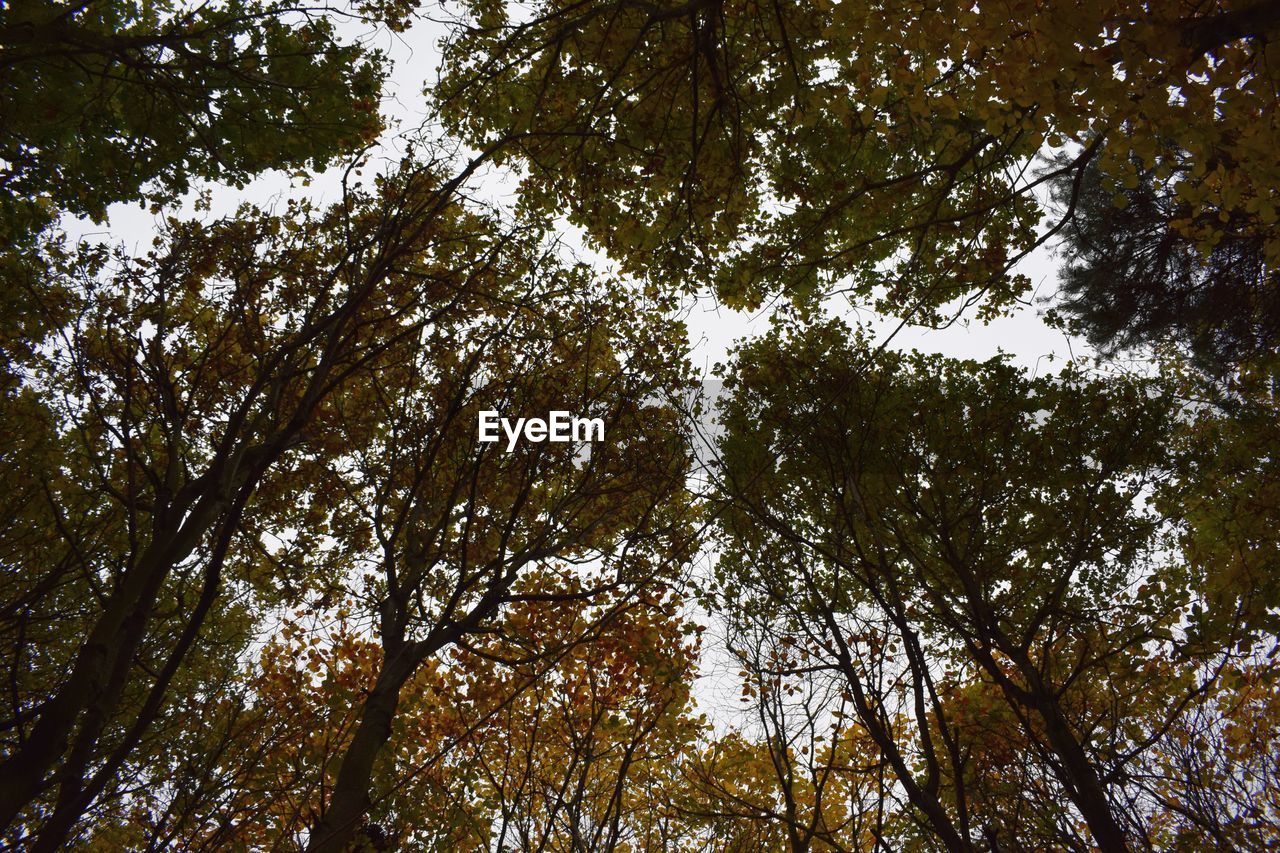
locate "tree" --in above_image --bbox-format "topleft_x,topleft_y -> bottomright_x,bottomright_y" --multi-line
443,581 -> 704,851
298,242 -> 698,851
1139,654 -> 1280,850
681,619 -> 898,851
0,1 -> 711,845
438,0 -> 1279,322
708,315 -> 1252,850
5,0 -> 1280,848
0,0 -> 390,234
1047,149 -> 1280,373
103,582 -> 705,850
0,152 -> 615,845
1153,352 -> 1280,642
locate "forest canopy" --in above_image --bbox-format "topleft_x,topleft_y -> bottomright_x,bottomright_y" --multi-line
1,0 -> 1278,850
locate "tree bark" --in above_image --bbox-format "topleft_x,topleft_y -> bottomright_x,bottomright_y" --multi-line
1033,695 -> 1131,853
0,488 -> 227,831
306,641 -> 426,853
1180,2 -> 1280,56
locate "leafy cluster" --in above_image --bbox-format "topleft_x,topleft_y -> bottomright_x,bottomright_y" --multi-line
1,0 -> 1278,850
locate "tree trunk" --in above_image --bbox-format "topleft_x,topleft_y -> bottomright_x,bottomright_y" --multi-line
306,644 -> 423,853
1034,697 -> 1130,853
0,488 -> 229,831
0,523 -> 195,828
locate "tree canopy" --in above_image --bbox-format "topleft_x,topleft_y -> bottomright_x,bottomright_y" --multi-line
1047,148 -> 1280,373
1,0 -> 388,233
1,0 -> 1278,849
438,0 -> 1280,322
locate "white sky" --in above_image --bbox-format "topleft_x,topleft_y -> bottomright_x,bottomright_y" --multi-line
65,7 -> 1096,731
384,13 -> 1091,375
75,10 -> 1090,378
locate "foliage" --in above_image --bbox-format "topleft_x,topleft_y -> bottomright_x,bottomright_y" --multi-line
1048,149 -> 1280,373
0,0 -> 387,234
3,0 -> 1280,849
439,0 -> 1279,320
707,315 -> 1259,850
1156,354 -> 1280,640
0,148 -> 700,847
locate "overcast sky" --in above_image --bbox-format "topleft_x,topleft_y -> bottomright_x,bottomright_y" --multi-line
71,10 -> 1091,383
53,8 -> 1106,734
